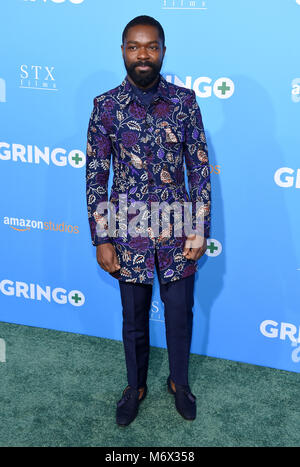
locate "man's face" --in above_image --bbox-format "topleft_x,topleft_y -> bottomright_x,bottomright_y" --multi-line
121,24 -> 166,89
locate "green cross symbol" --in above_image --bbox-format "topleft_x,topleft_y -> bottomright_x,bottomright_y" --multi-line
72,153 -> 83,165
207,241 -> 218,254
217,81 -> 231,95
71,293 -> 82,304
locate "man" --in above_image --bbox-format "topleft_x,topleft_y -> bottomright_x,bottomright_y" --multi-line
86,15 -> 211,426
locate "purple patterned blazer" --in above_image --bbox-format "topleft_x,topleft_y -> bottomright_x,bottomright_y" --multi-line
86,73 -> 211,284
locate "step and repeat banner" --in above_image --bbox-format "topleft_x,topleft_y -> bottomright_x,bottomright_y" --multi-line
1,0 -> 299,373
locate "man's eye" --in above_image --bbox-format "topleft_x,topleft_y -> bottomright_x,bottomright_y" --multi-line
128,46 -> 158,50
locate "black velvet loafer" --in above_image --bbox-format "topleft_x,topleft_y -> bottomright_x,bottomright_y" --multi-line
116,384 -> 147,426
167,376 -> 196,420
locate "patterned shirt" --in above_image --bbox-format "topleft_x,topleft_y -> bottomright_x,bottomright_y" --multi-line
86,73 -> 211,284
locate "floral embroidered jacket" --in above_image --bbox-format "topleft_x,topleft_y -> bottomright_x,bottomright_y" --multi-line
86,73 -> 211,284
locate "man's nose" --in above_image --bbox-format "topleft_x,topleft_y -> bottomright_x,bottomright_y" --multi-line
137,47 -> 150,60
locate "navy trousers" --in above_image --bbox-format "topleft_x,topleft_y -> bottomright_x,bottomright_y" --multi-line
118,250 -> 195,390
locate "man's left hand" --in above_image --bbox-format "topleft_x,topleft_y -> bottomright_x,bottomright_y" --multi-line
183,234 -> 207,260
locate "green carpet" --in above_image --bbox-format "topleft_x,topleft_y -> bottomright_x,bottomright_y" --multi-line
0,321 -> 299,447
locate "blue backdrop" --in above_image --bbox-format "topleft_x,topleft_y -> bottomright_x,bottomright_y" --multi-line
1,0 -> 300,373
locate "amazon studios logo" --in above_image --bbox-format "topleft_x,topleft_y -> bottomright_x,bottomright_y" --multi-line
165,75 -> 235,99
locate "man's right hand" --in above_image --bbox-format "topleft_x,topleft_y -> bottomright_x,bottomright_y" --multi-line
96,243 -> 121,273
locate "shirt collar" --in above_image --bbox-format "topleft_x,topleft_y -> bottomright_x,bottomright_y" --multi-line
118,73 -> 173,106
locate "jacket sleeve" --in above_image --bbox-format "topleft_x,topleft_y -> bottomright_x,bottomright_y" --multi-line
86,98 -> 113,246
183,89 -> 211,239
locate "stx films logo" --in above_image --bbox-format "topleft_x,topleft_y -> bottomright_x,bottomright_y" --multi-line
20,65 -> 57,91
162,0 -> 208,9
165,75 -> 235,99
150,300 -> 164,322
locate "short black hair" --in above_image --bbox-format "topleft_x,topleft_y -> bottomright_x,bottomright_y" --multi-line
122,15 -> 165,48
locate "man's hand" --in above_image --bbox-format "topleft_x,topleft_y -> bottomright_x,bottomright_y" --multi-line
96,243 -> 121,273
182,234 -> 207,261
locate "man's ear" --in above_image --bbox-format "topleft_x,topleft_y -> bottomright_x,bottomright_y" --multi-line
121,44 -> 124,59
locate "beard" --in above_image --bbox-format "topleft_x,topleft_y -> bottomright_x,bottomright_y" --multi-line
123,58 -> 163,88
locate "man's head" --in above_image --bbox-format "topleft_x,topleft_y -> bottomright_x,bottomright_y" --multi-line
121,15 -> 166,89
